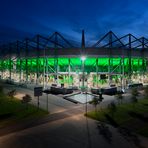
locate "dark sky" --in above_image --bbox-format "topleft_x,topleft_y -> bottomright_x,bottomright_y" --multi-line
0,0 -> 148,45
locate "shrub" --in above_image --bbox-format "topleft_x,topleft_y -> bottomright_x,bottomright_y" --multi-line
108,102 -> 117,118
144,86 -> 148,97
0,85 -> 3,93
21,94 -> 32,109
131,88 -> 139,97
89,97 -> 100,112
115,92 -> 124,105
131,88 -> 139,108
7,89 -> 16,99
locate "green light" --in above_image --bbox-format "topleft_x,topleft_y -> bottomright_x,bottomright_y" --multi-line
0,57 -> 146,73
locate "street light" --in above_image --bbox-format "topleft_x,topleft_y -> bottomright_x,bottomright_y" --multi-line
81,56 -> 86,90
81,56 -> 86,62
81,56 -> 87,115
43,89 -> 51,112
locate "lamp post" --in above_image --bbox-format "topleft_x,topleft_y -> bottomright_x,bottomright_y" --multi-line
81,56 -> 86,90
81,56 -> 87,115
43,89 -> 50,112
43,46 -> 46,89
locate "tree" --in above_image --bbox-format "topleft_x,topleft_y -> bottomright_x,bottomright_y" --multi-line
89,93 -> 104,112
131,95 -> 138,108
7,89 -> 16,99
144,86 -> 148,97
0,85 -> 3,93
108,102 -> 117,118
131,88 -> 139,97
115,92 -> 124,105
131,88 -> 139,108
0,85 -> 4,104
21,94 -> 32,109
89,97 -> 100,112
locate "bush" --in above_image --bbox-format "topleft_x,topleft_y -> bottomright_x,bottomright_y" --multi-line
107,102 -> 117,118
144,86 -> 148,97
115,93 -> 124,104
131,88 -> 139,107
0,85 -> 3,93
22,94 -> 32,109
131,96 -> 138,108
89,97 -> 100,112
7,89 -> 16,99
131,88 -> 139,97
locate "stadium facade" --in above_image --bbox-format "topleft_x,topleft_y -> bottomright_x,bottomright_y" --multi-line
0,30 -> 148,89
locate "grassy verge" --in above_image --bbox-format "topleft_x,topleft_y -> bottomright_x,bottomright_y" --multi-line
0,92 -> 48,128
87,98 -> 148,137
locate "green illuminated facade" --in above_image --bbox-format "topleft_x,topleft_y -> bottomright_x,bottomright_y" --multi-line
0,57 -> 147,88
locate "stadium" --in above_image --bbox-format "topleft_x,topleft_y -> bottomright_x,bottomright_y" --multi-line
0,30 -> 148,90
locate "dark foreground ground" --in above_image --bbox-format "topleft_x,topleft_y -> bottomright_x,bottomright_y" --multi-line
0,83 -> 148,148
0,111 -> 147,148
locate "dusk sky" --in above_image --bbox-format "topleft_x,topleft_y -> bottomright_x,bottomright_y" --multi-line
0,0 -> 148,45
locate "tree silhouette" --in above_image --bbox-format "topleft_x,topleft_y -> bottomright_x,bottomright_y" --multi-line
0,85 -> 3,93
115,92 -> 124,105
144,86 -> 148,98
131,88 -> 139,108
89,97 -> 100,112
89,93 -> 104,112
7,89 -> 16,99
22,94 -> 32,109
108,102 -> 117,118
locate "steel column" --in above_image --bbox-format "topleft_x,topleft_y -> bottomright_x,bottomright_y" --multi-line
96,58 -> 99,87
25,39 -> 29,83
68,58 -> 71,86
9,43 -> 12,80
36,35 -> 40,85
128,34 -> 132,83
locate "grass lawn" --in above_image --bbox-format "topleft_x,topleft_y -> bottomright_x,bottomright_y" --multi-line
0,91 -> 48,128
87,98 -> 148,137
